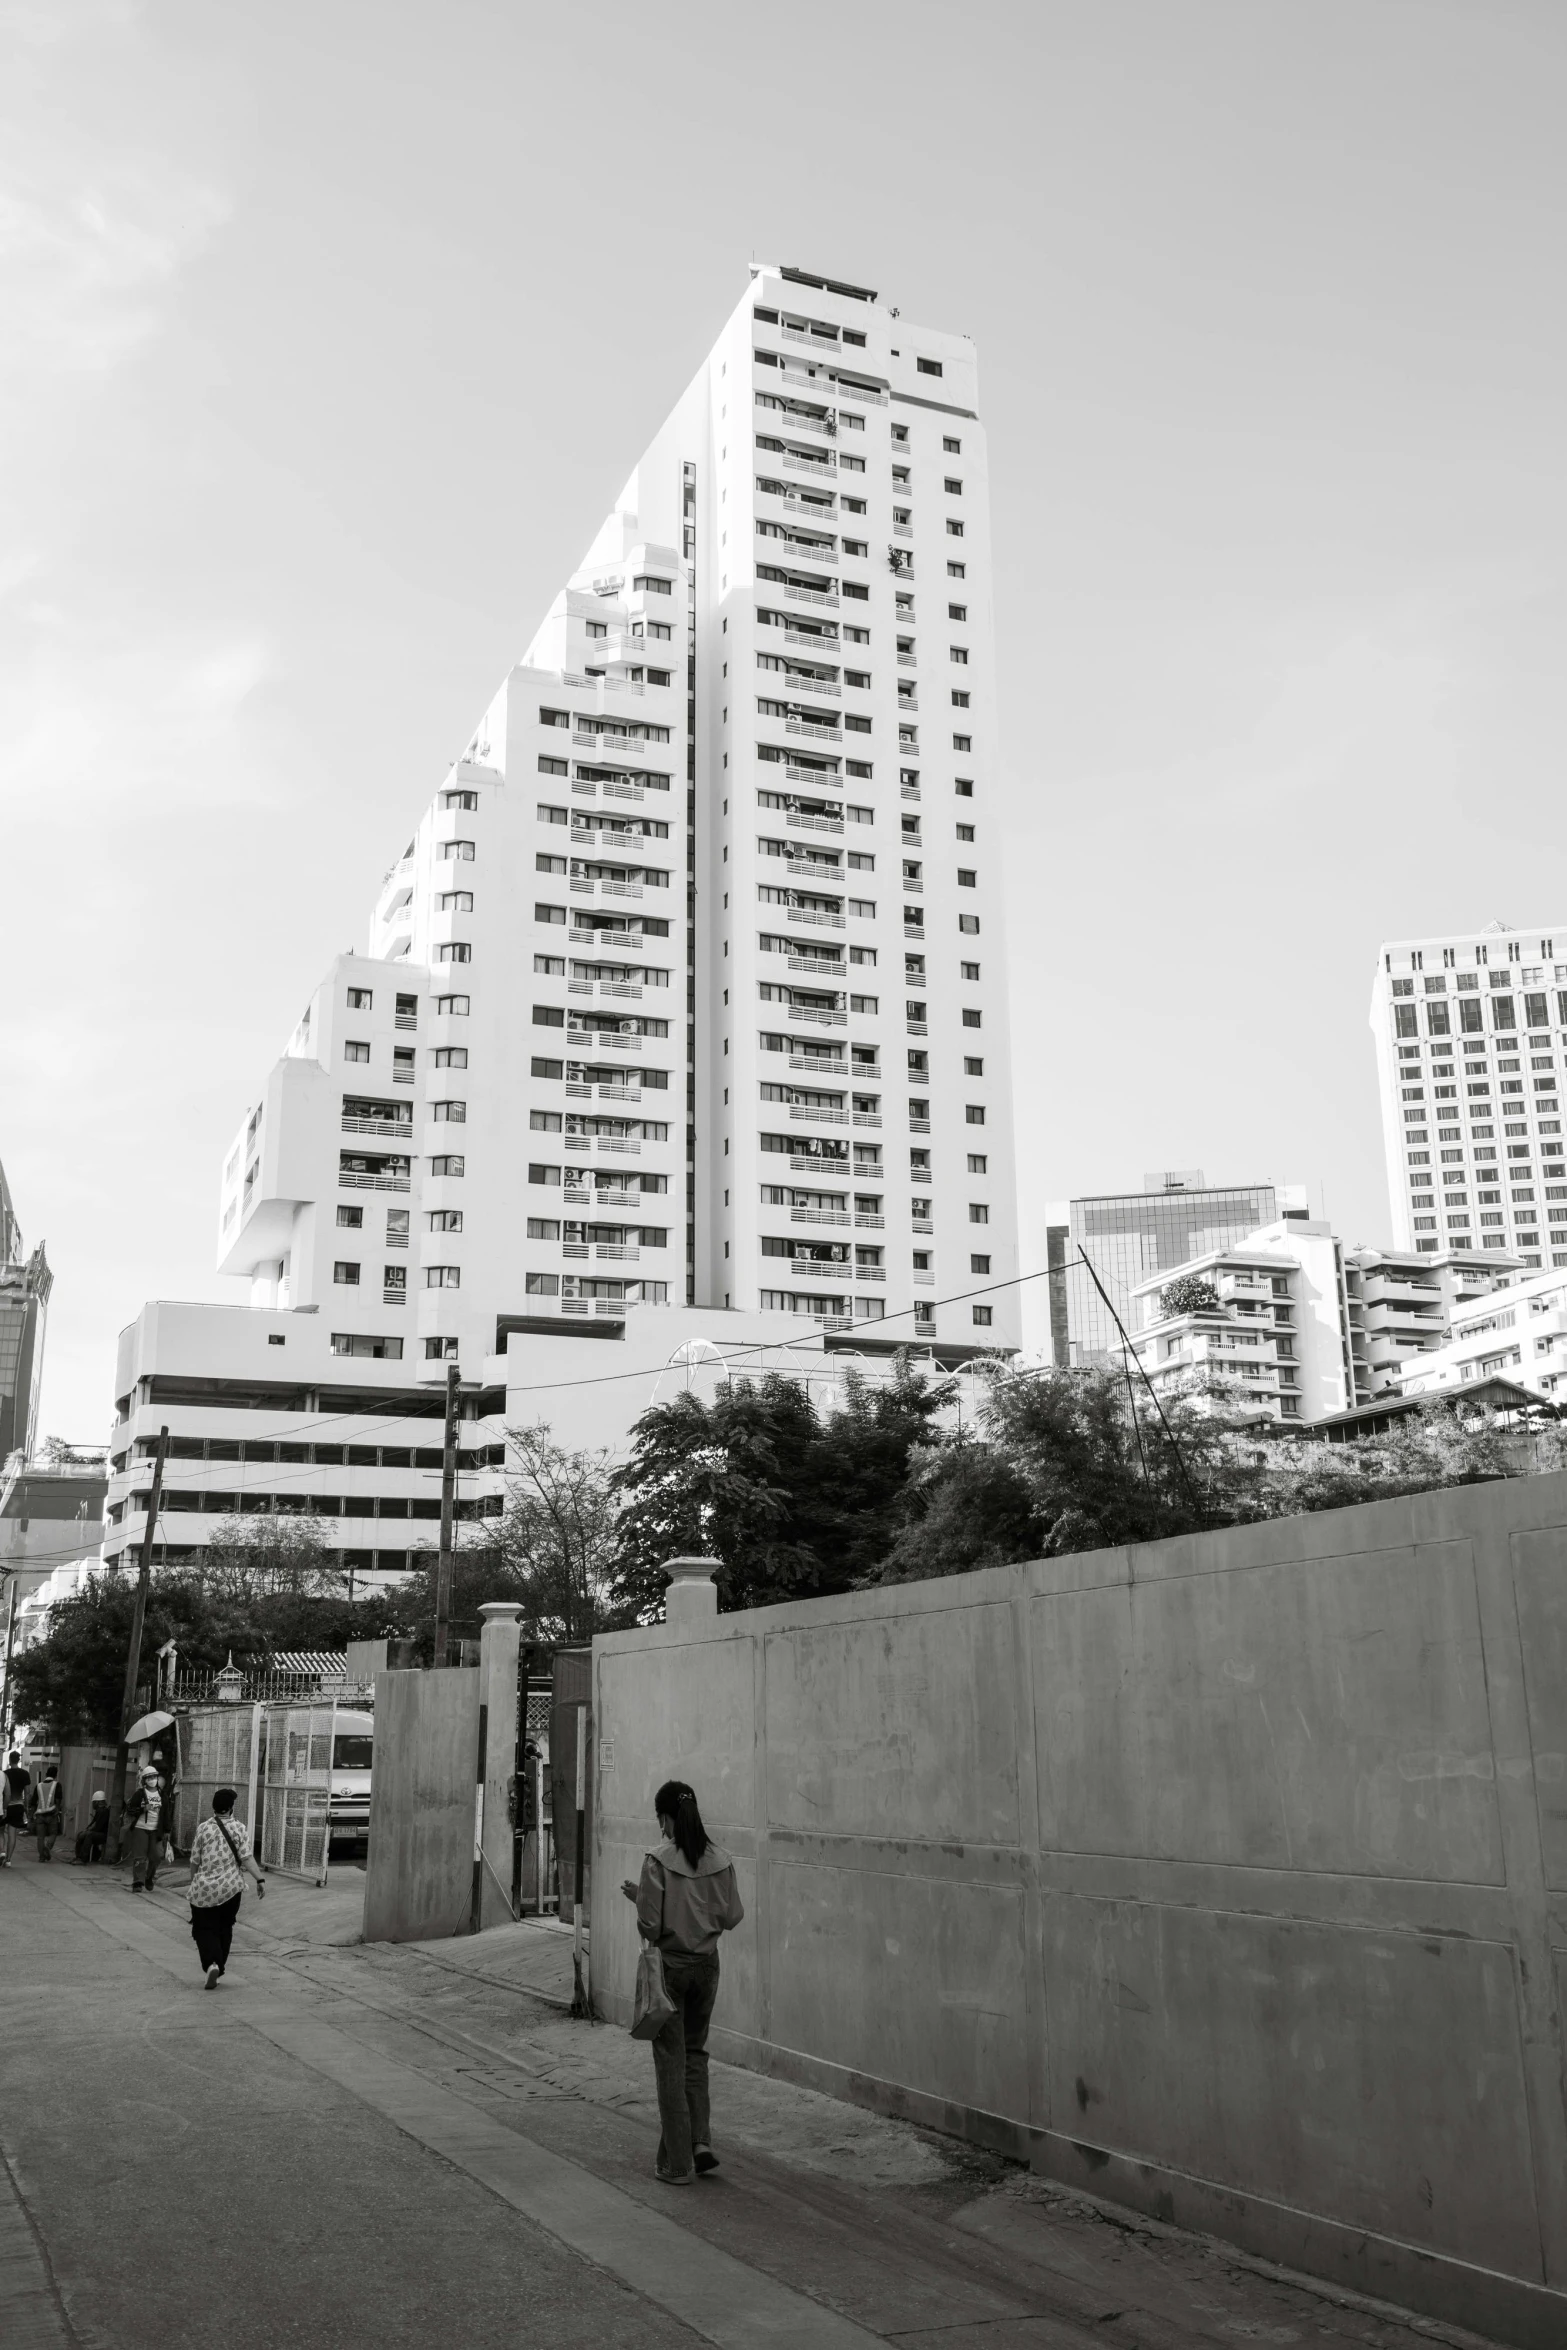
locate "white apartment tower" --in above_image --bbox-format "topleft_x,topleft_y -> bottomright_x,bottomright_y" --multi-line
102,266 -> 1019,1576
1371,922 -> 1567,1273
221,263 -> 1017,1358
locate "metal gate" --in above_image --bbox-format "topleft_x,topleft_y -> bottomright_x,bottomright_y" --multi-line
176,1704 -> 261,1852
255,1697 -> 338,1882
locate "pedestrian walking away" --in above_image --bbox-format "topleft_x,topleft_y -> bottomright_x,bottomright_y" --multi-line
123,1757 -> 171,1890
74,1790 -> 111,1865
623,1778 -> 745,2186
30,1765 -> 63,1862
186,1787 -> 266,1987
1,1749 -> 28,1866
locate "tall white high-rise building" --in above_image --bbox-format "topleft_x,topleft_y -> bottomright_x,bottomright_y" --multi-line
1371,921 -> 1567,1273
101,266 -> 1019,1577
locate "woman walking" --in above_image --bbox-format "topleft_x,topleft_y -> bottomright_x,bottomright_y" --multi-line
186,1787 -> 266,1988
624,1779 -> 744,2185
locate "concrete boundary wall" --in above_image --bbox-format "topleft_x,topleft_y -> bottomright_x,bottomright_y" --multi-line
592,1472 -> 1567,2349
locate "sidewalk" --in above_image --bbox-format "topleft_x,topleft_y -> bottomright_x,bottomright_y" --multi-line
0,1848 -> 1506,2350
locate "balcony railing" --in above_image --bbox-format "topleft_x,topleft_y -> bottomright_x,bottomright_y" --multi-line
855,1213 -> 885,1230
790,1054 -> 846,1074
782,448 -> 835,475
789,1152 -> 848,1172
786,764 -> 841,787
787,811 -> 843,836
342,1115 -> 413,1138
339,1171 -> 411,1193
789,1104 -> 848,1125
394,1013 -> 417,1031
786,717 -> 842,742
792,1206 -> 850,1227
785,1258 -> 851,1279
567,1028 -> 642,1051
901,783 -> 920,801
784,674 -> 841,699
909,1116 -> 932,1134
777,905 -> 845,930
781,858 -> 841,883
786,1003 -> 846,1026
913,1269 -> 935,1285
852,1111 -> 882,1128
855,1266 -> 887,1283
785,629 -> 838,651
569,927 -> 644,949
906,1020 -> 928,1036
787,953 -> 845,974
780,582 -> 838,608
912,1218 -> 933,1234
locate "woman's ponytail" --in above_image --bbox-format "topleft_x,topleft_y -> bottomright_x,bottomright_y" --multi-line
654,1777 -> 710,1868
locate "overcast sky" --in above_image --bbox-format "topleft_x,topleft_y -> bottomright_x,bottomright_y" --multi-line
4,0 -> 1565,1438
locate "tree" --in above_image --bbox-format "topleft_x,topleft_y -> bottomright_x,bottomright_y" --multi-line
196,1514 -> 345,1602
496,1424 -> 620,1645
1158,1274 -> 1221,1319
607,1357 -> 956,1620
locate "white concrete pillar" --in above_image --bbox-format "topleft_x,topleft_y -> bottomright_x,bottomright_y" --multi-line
663,1557 -> 721,1631
477,1600 -> 522,1929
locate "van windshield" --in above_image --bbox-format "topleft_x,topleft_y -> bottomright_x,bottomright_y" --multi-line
332,1735 -> 374,1771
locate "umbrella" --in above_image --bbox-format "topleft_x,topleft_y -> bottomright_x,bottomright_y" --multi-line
125,1709 -> 176,1746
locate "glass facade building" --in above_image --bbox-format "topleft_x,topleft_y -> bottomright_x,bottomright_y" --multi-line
1047,1172 -> 1279,1366
0,1160 -> 51,1465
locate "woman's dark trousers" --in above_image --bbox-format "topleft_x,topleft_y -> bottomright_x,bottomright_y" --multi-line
651,1951 -> 721,2178
190,1893 -> 242,1975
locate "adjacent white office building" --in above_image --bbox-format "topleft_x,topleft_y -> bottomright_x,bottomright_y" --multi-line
1397,1263 -> 1567,1407
1371,920 -> 1567,1271
101,266 -> 1020,1577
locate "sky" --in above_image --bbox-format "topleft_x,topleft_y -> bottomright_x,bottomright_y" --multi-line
3,0 -> 1565,1437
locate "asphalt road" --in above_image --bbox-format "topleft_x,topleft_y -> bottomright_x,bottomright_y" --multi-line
0,1847 -> 1506,2350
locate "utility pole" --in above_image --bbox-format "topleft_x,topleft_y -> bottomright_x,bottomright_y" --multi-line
107,1424 -> 169,1862
433,1360 -> 460,1666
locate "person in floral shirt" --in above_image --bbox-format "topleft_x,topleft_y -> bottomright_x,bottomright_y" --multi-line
186,1788 -> 267,1987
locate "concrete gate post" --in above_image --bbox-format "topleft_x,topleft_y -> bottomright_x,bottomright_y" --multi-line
477,1601 -> 523,1930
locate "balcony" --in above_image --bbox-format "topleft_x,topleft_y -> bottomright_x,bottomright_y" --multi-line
571,876 -> 644,898
567,1028 -> 642,1051
782,858 -> 841,883
570,926 -> 644,950
893,522 -> 914,540
787,810 -> 844,836
787,953 -> 845,975
781,324 -> 841,352
339,1171 -> 411,1193
897,694 -> 919,713
788,1153 -> 849,1173
913,1269 -> 935,1285
901,783 -> 921,802
342,1114 -> 413,1138
786,764 -> 841,788
835,380 -> 889,407
596,1137 -> 641,1155
906,1020 -> 928,1036
897,651 -> 916,669
780,581 -> 839,609
788,1003 -> 846,1026
783,674 -> 841,700
790,1054 -> 847,1074
779,905 -> 845,930
912,1218 -> 933,1234
909,1116 -> 931,1134
792,1207 -> 850,1227
394,1012 -> 417,1031
785,1258 -> 851,1280
852,1111 -> 883,1128
855,1266 -> 887,1282
855,1213 -> 885,1230
785,628 -> 838,651
786,717 -> 842,743
782,449 -> 835,476
790,1104 -> 849,1125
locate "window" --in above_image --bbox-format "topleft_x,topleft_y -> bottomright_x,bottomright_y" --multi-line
537,853 -> 566,875
533,1004 -> 565,1029
633,574 -> 673,595
944,478 -> 963,495
528,1162 -> 560,1185
536,903 -> 566,925
431,1099 -> 468,1121
387,1209 -> 410,1245
525,1273 -> 559,1297
953,733 -> 972,752
526,1217 -> 560,1240
965,1105 -> 986,1125
967,1153 -> 987,1174
955,778 -> 973,800
347,987 -> 373,1010
969,1203 -> 989,1223
442,787 -> 479,808
946,520 -> 964,537
333,1261 -> 361,1286
1394,1005 -> 1418,1038
530,1110 -> 562,1133
917,357 -> 943,377
438,839 -> 475,860
438,891 -> 473,913
956,824 -> 975,844
332,1334 -> 403,1359
943,436 -> 961,453
539,755 -> 567,776
383,1265 -> 407,1294
344,1040 -> 370,1064
436,994 -> 470,1017
956,870 -> 977,891
947,561 -> 965,578
972,1305 -> 992,1326
951,690 -> 970,708
336,1205 -> 363,1229
971,1255 -> 991,1275
425,1265 -> 461,1289
540,707 -> 569,728
430,1154 -> 466,1176
433,1046 -> 467,1068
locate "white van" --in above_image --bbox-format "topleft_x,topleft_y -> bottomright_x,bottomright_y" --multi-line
326,1708 -> 374,1844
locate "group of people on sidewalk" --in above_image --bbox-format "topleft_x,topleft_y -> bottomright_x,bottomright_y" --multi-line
2,1748 -> 267,1987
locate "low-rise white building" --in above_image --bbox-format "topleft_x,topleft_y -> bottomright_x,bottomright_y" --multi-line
1397,1264 -> 1567,1407
1128,1219 -> 1355,1425
1342,1243 -> 1520,1401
